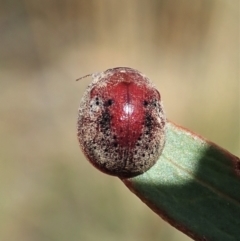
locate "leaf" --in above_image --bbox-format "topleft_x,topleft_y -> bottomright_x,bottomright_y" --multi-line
121,121 -> 240,241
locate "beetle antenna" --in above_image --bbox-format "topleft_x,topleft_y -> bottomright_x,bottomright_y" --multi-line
76,74 -> 92,81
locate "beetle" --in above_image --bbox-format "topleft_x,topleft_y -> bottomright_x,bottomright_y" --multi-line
77,67 -> 166,178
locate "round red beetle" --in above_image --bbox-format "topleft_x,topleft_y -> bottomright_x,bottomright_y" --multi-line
77,67 -> 166,178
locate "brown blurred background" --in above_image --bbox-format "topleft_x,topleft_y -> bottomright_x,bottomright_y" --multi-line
0,1 -> 239,240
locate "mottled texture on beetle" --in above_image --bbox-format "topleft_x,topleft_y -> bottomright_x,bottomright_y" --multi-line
77,67 -> 166,178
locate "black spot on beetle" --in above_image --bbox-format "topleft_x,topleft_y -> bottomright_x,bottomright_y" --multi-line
99,112 -> 111,126
145,115 -> 153,129
105,99 -> 113,107
98,111 -> 112,136
143,100 -> 148,106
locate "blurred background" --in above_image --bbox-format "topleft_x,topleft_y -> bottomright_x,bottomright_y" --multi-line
0,0 -> 239,240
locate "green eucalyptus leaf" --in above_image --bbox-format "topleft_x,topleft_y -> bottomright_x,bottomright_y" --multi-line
122,121 -> 240,241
